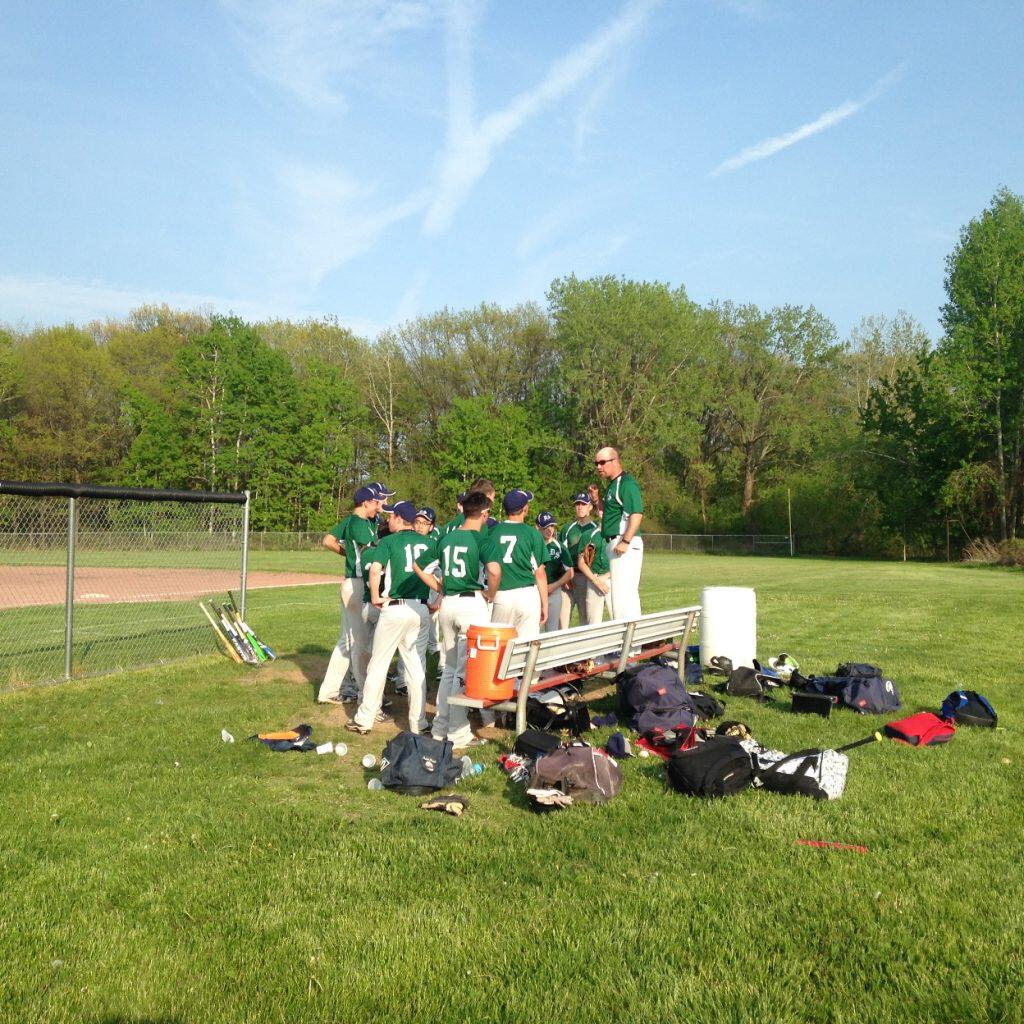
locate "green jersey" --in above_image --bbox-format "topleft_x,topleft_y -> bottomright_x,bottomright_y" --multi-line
578,522 -> 610,575
561,520 -> 587,564
419,528 -> 489,595
482,522 -> 548,592
543,537 -> 572,585
367,531 -> 432,601
601,472 -> 643,540
328,514 -> 377,579
438,513 -> 465,538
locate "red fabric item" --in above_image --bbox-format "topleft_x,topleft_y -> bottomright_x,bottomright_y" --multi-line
883,712 -> 955,747
635,727 -> 700,761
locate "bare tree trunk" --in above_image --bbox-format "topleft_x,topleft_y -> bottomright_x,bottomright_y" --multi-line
995,383 -> 1008,541
742,461 -> 756,516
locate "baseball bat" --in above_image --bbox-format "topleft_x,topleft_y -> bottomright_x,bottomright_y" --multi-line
213,602 -> 255,663
223,601 -> 266,663
227,591 -> 277,660
219,603 -> 259,664
200,602 -> 243,663
837,732 -> 883,753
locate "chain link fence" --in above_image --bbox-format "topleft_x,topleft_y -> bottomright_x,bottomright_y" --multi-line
0,483 -> 249,688
642,533 -> 792,555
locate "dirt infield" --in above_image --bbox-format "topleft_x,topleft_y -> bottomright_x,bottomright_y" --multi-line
0,566 -> 338,610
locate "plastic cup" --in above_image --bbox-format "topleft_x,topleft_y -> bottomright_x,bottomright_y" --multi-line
334,742 -> 348,757
367,778 -> 384,791
362,753 -> 377,769
472,762 -> 484,775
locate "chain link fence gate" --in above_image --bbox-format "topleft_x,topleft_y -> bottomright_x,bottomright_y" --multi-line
0,482 -> 250,688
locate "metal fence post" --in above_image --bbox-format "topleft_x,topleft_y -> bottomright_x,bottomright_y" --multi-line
240,490 -> 251,620
64,496 -> 78,680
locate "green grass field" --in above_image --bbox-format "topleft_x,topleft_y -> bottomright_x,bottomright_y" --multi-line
1,554 -> 1022,1023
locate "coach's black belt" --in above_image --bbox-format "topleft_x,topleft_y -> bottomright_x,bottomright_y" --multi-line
454,591 -> 483,598
388,598 -> 429,606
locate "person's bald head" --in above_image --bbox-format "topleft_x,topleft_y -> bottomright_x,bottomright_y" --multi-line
595,446 -> 622,479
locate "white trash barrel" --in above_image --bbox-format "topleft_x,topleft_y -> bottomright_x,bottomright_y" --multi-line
700,586 -> 756,670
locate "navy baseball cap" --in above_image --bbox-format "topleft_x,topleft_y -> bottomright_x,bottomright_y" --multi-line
354,485 -> 377,505
387,500 -> 417,523
503,489 -> 533,513
368,481 -> 396,498
573,492 -> 593,505
416,506 -> 436,524
536,511 -> 557,528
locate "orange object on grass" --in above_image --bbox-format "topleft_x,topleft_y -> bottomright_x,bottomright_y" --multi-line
464,623 -> 518,700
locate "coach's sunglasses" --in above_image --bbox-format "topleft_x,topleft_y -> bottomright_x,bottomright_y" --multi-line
594,458 -> 613,466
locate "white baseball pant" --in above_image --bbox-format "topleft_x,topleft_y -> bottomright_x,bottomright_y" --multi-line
580,574 -> 612,625
558,581 -> 573,629
432,593 -> 491,747
317,578 -> 370,702
491,586 -> 542,638
546,588 -> 564,633
607,536 -> 644,620
353,600 -> 429,732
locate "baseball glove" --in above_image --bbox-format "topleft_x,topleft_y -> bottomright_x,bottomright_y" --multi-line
583,542 -> 596,567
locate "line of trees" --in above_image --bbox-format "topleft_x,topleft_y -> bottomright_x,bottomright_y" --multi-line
2,189 -> 1023,558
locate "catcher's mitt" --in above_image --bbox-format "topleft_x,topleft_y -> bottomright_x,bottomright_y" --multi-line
583,542 -> 596,567
419,794 -> 469,817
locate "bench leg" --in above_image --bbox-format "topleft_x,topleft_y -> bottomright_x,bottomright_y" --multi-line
676,609 -> 697,683
514,641 -> 542,736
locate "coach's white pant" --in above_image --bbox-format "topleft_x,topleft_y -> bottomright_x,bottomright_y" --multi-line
545,588 -> 564,633
607,536 -> 643,620
580,574 -> 612,626
432,593 -> 491,748
353,601 -> 429,732
491,586 -> 542,638
318,579 -> 370,702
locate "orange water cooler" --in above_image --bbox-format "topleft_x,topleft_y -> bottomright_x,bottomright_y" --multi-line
464,623 -> 518,700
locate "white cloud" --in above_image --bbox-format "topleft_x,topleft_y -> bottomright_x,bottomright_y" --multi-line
0,273 -> 383,335
710,64 -> 905,176
220,0 -> 439,109
423,0 -> 662,235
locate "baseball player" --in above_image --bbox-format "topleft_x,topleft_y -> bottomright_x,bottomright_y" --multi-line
485,489 -> 549,635
536,511 -> 573,633
560,494 -> 593,628
347,500 -> 433,736
590,447 -> 644,619
316,485 -> 380,705
574,515 -> 612,625
414,506 -> 442,662
412,490 -> 497,750
439,478 -> 497,537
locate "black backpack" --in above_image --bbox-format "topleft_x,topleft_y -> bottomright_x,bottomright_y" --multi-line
665,738 -> 755,798
940,690 -> 997,728
616,663 -> 698,733
690,691 -> 726,720
836,662 -> 885,678
379,732 -> 462,795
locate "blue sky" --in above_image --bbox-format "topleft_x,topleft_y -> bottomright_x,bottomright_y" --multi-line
2,0 -> 1022,339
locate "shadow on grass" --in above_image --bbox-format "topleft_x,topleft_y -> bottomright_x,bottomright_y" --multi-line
290,644 -> 331,696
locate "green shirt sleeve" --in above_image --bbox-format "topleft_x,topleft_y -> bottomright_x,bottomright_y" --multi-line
478,534 -> 498,565
328,518 -> 349,542
621,474 -> 643,514
415,538 -> 440,570
366,536 -> 388,567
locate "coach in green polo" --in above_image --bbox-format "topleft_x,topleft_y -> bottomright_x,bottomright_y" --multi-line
590,446 -> 644,619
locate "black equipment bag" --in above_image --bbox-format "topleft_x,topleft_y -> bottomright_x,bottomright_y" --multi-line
525,689 -> 591,735
792,691 -> 837,717
690,691 -> 726,720
379,732 -> 462,795
513,729 -> 562,761
665,738 -> 755,798
836,662 -> 885,678
940,690 -> 997,728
